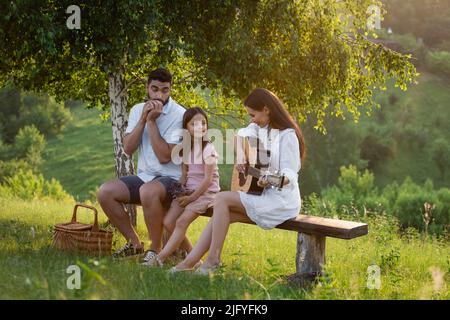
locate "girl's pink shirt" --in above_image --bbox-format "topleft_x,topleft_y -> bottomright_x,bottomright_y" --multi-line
185,142 -> 220,192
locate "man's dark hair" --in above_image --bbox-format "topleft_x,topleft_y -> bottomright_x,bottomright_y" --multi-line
147,68 -> 172,84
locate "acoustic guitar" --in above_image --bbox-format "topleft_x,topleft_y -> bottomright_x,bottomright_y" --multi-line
231,135 -> 285,195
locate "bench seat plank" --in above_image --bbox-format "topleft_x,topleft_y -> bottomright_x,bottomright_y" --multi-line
202,207 -> 368,240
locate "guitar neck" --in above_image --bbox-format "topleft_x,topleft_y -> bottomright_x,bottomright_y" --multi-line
246,165 -> 285,190
247,166 -> 262,178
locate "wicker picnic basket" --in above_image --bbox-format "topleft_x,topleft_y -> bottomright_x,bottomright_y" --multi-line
52,203 -> 113,255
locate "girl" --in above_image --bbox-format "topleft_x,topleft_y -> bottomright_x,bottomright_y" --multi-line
142,107 -> 220,267
171,88 -> 306,274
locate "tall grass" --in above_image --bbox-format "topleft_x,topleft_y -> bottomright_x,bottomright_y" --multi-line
0,197 -> 448,299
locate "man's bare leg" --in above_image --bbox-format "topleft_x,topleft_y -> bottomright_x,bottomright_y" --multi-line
140,181 -> 167,253
97,180 -> 142,248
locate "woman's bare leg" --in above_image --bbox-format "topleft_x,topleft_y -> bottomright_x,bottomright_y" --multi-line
203,191 -> 251,267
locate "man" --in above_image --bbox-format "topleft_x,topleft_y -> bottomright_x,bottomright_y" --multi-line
97,68 -> 186,263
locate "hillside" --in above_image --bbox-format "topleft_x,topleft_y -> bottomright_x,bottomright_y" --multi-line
41,107 -> 121,201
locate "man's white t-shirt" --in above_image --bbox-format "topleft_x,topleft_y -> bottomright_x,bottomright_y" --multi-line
125,97 -> 186,182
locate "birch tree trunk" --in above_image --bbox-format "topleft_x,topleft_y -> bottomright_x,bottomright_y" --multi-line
108,70 -> 137,226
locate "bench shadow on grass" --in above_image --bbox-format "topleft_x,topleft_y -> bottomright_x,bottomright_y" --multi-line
0,218 -> 310,299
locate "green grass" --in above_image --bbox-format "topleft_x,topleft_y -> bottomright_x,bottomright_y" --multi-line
0,197 -> 448,299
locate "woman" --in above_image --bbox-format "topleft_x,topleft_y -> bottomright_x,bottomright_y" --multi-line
171,88 -> 306,274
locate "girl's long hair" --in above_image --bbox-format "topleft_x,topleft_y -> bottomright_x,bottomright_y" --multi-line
244,88 -> 306,164
182,106 -> 211,152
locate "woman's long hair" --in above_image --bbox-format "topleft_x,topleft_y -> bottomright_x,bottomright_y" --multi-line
244,88 -> 306,164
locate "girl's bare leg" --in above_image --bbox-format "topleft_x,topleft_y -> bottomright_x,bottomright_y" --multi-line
175,219 -> 213,269
174,191 -> 251,270
162,201 -> 193,255
158,210 -> 198,262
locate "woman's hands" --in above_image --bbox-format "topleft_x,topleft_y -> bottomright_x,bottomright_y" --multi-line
236,164 -> 247,173
238,164 -> 270,188
257,176 -> 270,188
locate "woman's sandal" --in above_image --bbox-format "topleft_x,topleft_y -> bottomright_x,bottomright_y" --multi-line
168,260 -> 202,274
194,262 -> 222,276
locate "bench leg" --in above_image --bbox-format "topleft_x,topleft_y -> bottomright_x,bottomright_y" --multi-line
287,233 -> 326,287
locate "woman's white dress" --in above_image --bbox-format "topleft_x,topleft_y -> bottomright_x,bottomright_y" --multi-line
237,123 -> 302,229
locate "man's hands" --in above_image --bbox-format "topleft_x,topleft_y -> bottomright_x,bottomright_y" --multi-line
147,100 -> 163,122
139,99 -> 164,124
124,100 -> 162,155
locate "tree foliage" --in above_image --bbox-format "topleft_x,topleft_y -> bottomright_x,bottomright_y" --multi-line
1,0 -> 417,131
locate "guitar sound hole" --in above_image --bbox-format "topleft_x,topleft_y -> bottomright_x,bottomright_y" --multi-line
238,172 -> 246,186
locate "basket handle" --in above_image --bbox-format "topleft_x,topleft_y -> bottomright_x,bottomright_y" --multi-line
71,203 -> 100,232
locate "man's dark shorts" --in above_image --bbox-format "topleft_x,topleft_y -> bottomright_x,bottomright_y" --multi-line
119,175 -> 179,208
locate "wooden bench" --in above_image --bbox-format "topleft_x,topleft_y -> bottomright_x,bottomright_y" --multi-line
200,165 -> 368,286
